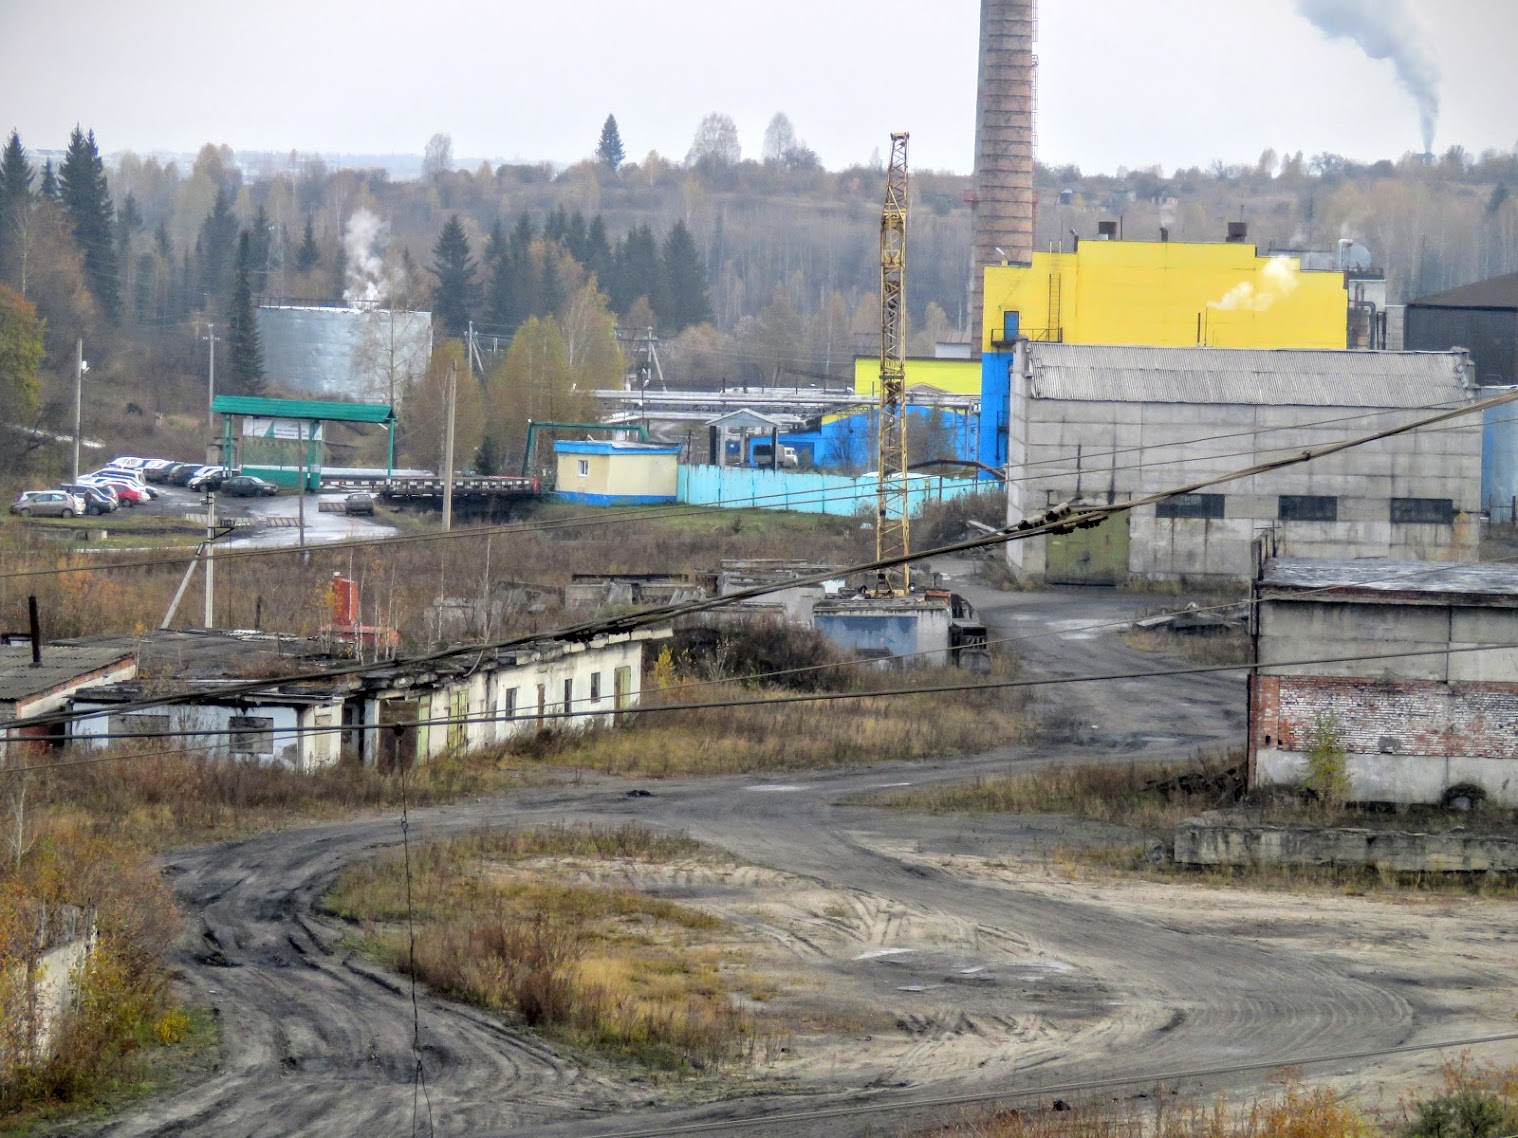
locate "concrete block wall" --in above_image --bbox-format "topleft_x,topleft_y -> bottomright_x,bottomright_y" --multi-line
1007,384 -> 1483,582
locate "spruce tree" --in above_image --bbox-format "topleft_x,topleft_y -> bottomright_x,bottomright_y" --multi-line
38,161 -> 59,201
226,230 -> 265,394
197,187 -> 239,309
0,131 -> 34,287
295,216 -> 320,272
584,215 -> 613,286
58,126 -> 120,320
611,223 -> 658,316
655,221 -> 711,333
429,213 -> 474,337
596,114 -> 625,171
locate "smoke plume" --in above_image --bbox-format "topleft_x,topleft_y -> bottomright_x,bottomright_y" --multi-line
1296,0 -> 1439,153
1210,256 -> 1300,313
343,208 -> 389,306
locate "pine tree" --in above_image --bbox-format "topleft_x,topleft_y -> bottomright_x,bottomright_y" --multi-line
596,114 -> 625,171
197,187 -> 239,309
58,126 -> 120,321
226,230 -> 265,394
584,215 -> 613,286
429,213 -> 474,337
38,160 -> 58,201
611,223 -> 658,316
248,204 -> 272,292
0,131 -> 34,288
655,220 -> 712,333
295,216 -> 320,272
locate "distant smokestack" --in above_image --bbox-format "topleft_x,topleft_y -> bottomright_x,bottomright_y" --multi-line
970,0 -> 1037,356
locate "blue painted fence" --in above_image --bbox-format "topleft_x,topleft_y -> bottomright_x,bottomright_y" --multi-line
676,465 -> 986,517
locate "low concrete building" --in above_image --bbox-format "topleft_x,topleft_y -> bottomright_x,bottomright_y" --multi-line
813,596 -> 954,666
0,644 -> 137,752
554,440 -> 681,505
1001,343 -> 1481,584
66,627 -> 666,772
1250,557 -> 1518,806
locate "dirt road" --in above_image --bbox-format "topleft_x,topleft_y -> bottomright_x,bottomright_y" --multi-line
89,575 -> 1516,1137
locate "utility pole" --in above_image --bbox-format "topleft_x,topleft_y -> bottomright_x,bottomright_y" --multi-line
297,421 -> 308,548
203,322 -> 218,427
441,359 -> 457,533
71,338 -> 83,485
203,491 -> 216,628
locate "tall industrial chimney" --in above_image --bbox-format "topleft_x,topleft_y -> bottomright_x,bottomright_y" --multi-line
969,0 -> 1037,355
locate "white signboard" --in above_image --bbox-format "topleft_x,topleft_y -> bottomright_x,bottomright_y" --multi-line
241,418 -> 324,441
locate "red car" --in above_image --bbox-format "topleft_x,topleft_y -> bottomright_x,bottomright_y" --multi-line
90,479 -> 147,506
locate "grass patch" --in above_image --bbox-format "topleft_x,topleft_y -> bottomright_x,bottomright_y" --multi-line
326,823 -> 758,1073
508,664 -> 1035,777
16,744 -> 536,852
856,752 -> 1243,832
1122,625 -> 1252,667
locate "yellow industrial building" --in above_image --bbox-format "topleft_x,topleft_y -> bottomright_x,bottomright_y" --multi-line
980,238 -> 1351,353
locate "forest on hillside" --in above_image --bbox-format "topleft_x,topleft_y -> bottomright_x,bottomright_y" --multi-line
3,112 -> 1518,472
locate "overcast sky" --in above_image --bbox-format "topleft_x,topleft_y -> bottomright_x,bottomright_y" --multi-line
1,0 -> 1514,175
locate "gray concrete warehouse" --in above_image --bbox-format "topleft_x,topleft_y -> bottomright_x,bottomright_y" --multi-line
1002,343 -> 1481,584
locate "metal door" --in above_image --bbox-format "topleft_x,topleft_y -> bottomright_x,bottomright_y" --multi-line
1045,514 -> 1129,585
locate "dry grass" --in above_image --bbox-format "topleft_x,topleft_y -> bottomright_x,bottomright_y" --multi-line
14,745 -> 533,853
1122,626 -> 1252,668
508,659 -> 1036,777
858,753 -> 1244,833
326,824 -> 758,1072
922,1082 -> 1377,1138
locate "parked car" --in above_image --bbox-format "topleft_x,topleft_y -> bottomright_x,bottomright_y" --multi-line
10,490 -> 85,518
91,466 -> 147,487
186,465 -> 226,491
166,463 -> 203,486
344,492 -> 376,516
142,459 -> 179,483
82,476 -> 147,506
60,483 -> 119,515
221,475 -> 279,497
107,456 -> 150,471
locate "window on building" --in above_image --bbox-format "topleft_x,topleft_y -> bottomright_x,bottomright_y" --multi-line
109,713 -> 170,740
590,672 -> 601,701
229,715 -> 275,755
1390,497 -> 1455,525
1278,495 -> 1338,522
504,688 -> 517,719
563,677 -> 574,714
577,459 -> 590,477
1155,493 -> 1226,520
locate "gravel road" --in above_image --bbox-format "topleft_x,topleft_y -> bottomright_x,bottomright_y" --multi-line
88,569 -> 1486,1138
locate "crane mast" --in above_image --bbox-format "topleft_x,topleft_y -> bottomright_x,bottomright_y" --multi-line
876,132 -> 910,593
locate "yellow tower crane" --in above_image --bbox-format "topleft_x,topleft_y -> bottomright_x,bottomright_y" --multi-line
875,132 -> 911,594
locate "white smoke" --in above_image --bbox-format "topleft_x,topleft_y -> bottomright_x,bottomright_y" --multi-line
1296,0 -> 1440,153
1209,256 -> 1300,313
343,208 -> 389,306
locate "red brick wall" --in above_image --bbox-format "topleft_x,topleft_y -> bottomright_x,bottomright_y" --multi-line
1252,674 -> 1518,761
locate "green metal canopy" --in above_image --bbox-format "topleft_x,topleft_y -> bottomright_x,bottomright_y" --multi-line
210,395 -> 395,425
212,395 -> 398,484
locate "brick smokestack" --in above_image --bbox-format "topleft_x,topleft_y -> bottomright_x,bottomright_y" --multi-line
970,0 -> 1037,356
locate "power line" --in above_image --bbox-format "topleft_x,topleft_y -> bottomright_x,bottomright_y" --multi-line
12,640 -> 1513,756
6,387 -> 1514,739
0,394 -> 1489,586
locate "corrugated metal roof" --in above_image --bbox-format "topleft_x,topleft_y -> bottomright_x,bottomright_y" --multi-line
0,645 -> 135,712
1410,272 -> 1518,311
211,395 -> 395,423
1261,557 -> 1518,597
1025,344 -> 1471,407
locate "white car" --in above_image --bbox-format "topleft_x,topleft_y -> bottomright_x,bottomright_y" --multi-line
108,456 -> 151,470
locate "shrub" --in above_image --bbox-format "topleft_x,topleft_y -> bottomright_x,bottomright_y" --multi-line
1303,713 -> 1351,807
1404,1089 -> 1518,1138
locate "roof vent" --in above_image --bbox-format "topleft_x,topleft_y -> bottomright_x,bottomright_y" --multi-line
1159,226 -> 1170,243
1226,221 -> 1249,243
1097,220 -> 1118,240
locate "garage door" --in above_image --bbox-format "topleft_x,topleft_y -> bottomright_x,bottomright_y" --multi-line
1046,514 -> 1129,585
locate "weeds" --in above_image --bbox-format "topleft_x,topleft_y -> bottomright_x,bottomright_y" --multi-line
858,753 -> 1243,832
326,824 -> 756,1072
1122,626 -> 1252,667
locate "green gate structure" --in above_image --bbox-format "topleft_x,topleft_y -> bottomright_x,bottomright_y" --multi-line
213,395 -> 396,490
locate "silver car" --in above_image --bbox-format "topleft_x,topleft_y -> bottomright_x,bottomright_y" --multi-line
11,490 -> 86,518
